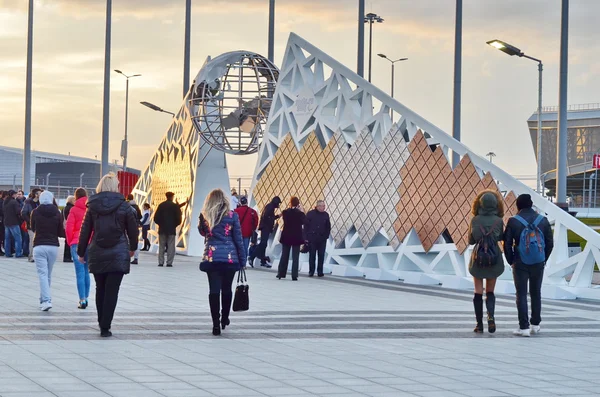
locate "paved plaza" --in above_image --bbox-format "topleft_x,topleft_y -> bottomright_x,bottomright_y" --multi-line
1,251 -> 600,397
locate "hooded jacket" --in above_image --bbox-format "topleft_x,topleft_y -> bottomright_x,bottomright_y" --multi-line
66,197 -> 88,246
3,196 -> 22,227
468,190 -> 505,270
258,197 -> 281,233
31,204 -> 65,247
77,192 -> 139,275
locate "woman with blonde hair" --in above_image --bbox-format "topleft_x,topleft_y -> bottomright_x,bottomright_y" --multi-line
77,173 -> 139,337
468,189 -> 505,334
198,189 -> 245,336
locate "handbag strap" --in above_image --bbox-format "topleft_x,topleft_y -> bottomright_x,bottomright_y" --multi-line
237,267 -> 247,285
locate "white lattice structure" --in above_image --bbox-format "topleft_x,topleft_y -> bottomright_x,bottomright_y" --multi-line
250,33 -> 600,300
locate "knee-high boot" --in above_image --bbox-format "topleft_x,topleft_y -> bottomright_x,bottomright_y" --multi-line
473,293 -> 483,333
486,292 -> 496,333
208,294 -> 221,336
221,292 -> 232,329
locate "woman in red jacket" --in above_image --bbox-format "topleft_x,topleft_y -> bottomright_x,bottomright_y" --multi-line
65,188 -> 90,309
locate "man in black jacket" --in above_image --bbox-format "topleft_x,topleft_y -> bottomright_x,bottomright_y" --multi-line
3,190 -> 23,258
153,192 -> 182,267
503,194 -> 553,337
252,196 -> 281,268
305,200 -> 331,277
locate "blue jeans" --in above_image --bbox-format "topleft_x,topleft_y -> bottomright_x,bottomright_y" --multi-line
242,237 -> 250,260
71,244 -> 90,300
4,226 -> 22,258
34,246 -> 58,303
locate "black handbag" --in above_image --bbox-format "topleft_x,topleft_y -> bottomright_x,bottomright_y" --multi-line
300,241 -> 310,254
233,268 -> 249,312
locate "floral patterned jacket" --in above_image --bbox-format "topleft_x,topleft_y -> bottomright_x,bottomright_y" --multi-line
198,211 -> 246,272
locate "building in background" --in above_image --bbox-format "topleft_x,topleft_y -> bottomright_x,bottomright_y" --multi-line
528,103 -> 600,208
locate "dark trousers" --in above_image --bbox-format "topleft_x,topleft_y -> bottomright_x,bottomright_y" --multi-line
0,222 -> 4,252
206,269 -> 237,294
308,240 -> 327,276
63,242 -> 72,262
513,263 -> 544,329
278,244 -> 300,279
255,230 -> 271,264
93,272 -> 124,330
206,270 -> 236,327
142,225 -> 150,249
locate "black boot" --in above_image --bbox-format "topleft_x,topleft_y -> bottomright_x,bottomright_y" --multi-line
486,292 -> 496,333
473,293 -> 484,333
221,292 -> 232,330
209,294 -> 221,336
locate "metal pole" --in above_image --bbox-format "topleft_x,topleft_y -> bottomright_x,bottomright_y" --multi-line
79,173 -> 84,187
13,175 -> 16,190
45,173 -> 50,190
390,62 -> 395,123
556,0 -> 569,208
536,62 -> 543,195
123,77 -> 129,172
23,0 -> 34,193
452,0 -> 462,168
368,20 -> 373,82
583,152 -> 586,208
268,0 -> 275,63
183,0 -> 191,97
357,0 -> 365,77
101,0 -> 112,178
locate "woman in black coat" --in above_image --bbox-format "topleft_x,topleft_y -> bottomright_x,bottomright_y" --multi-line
77,173 -> 138,337
277,197 -> 306,281
62,196 -> 75,262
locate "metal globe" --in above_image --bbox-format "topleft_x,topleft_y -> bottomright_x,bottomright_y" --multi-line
189,51 -> 279,155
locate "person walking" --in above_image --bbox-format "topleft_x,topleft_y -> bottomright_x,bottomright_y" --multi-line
31,191 -> 65,311
0,191 -> 6,256
62,195 -> 75,263
252,196 -> 281,268
77,173 -> 139,337
504,194 -> 553,337
198,189 -> 245,336
277,197 -> 306,281
468,190 -> 505,333
153,192 -> 182,267
305,200 -> 331,277
66,188 -> 90,309
234,196 -> 258,267
140,203 -> 152,251
22,188 -> 42,262
126,194 -> 142,265
3,190 -> 23,258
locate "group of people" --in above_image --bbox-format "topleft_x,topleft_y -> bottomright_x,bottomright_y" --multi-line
0,188 -> 45,261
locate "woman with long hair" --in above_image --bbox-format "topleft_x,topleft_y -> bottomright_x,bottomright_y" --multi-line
198,189 -> 245,336
77,173 -> 139,337
66,188 -> 90,309
468,189 -> 505,333
277,196 -> 306,281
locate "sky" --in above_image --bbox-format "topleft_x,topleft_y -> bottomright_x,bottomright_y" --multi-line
1,0 -> 600,186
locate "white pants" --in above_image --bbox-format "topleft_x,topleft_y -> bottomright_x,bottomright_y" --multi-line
33,246 -> 58,304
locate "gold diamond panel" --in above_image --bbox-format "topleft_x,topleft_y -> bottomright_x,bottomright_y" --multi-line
394,130 -> 517,254
253,133 -> 335,216
150,145 -> 193,209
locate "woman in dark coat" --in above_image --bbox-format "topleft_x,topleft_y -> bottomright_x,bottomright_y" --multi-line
77,173 -> 139,337
62,196 -> 75,262
198,189 -> 245,336
277,197 -> 306,281
468,190 -> 505,334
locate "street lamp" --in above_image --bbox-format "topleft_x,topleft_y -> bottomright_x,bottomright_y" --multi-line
486,152 -> 496,163
140,101 -> 175,116
378,53 -> 407,122
114,69 -> 141,172
487,39 -> 543,194
364,12 -> 384,83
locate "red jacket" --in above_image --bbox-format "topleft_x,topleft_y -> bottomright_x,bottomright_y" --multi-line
66,197 -> 87,246
234,206 -> 258,238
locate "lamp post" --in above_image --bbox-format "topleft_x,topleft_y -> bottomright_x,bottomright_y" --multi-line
114,70 -> 141,172
140,101 -> 175,116
377,53 -> 407,123
357,0 -> 365,77
487,39 -> 543,194
486,152 -> 496,163
364,12 -> 384,83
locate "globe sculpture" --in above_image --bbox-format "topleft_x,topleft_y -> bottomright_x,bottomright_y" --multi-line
189,51 -> 279,155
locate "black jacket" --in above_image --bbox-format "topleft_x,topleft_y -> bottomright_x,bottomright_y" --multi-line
259,197 -> 281,233
280,207 -> 306,246
62,202 -> 74,222
21,198 -> 40,229
304,209 -> 331,243
77,192 -> 139,275
503,208 -> 554,266
31,204 -> 65,247
153,200 -> 182,236
3,197 -> 22,227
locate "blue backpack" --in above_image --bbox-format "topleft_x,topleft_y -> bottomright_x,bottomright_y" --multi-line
514,214 -> 546,265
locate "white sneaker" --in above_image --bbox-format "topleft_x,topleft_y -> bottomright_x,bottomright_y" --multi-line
531,325 -> 541,334
40,302 -> 52,312
513,328 -> 531,337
